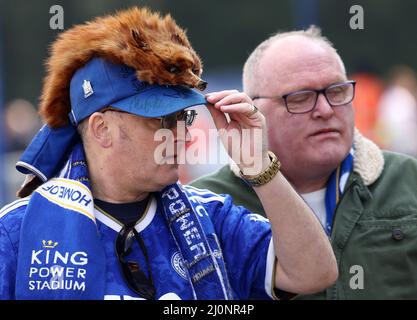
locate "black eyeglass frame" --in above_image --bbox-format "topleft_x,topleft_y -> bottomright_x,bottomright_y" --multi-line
115,224 -> 156,300
252,80 -> 356,114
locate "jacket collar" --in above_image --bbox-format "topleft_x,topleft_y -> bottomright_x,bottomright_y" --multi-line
229,129 -> 384,187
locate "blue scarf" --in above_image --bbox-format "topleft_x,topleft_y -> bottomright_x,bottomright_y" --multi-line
15,143 -> 232,299
159,186 -> 233,299
324,149 -> 354,236
15,144 -> 105,299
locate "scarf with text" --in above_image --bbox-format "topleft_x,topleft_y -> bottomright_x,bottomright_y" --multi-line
324,148 -> 354,235
15,143 -> 232,299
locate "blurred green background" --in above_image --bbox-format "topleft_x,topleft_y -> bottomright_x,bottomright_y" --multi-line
1,0 -> 417,104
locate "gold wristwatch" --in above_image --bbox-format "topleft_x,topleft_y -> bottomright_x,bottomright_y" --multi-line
240,151 -> 281,186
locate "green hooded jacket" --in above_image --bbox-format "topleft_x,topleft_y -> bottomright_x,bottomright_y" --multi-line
191,131 -> 417,299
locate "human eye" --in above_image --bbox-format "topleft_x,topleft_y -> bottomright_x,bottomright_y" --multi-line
287,91 -> 315,104
326,83 -> 352,104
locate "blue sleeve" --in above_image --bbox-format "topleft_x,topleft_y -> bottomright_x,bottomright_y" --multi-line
209,195 -> 275,299
0,221 -> 18,299
0,200 -> 27,300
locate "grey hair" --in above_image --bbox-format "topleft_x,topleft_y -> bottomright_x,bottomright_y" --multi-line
77,119 -> 88,137
242,25 -> 346,96
76,119 -> 89,150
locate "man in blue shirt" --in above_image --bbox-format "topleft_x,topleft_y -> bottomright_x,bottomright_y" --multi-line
0,8 -> 337,300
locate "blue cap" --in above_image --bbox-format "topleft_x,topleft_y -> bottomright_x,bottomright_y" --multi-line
16,57 -> 207,182
69,57 -> 207,125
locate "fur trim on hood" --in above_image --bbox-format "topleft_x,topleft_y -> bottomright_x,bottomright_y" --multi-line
39,7 -> 204,128
351,128 -> 384,185
229,129 -> 385,187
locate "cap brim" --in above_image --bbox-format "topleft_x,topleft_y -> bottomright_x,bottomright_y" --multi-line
111,85 -> 207,117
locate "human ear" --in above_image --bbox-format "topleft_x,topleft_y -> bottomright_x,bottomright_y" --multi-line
88,112 -> 112,148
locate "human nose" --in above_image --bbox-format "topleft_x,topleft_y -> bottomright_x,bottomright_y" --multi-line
311,92 -> 334,119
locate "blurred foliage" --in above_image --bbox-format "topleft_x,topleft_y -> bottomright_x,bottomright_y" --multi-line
0,0 -> 417,107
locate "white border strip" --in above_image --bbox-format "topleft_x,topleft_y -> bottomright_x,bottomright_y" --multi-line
265,238 -> 276,299
94,208 -> 122,232
0,198 -> 30,219
188,195 -> 225,204
135,197 -> 157,233
16,161 -> 47,182
94,197 -> 157,234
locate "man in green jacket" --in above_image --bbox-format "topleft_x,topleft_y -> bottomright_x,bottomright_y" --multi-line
191,26 -> 417,299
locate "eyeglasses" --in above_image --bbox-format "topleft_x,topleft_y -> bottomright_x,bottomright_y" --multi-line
102,107 -> 198,129
115,224 -> 156,300
252,80 -> 356,114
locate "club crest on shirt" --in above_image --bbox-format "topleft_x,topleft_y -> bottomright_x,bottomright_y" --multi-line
171,251 -> 187,280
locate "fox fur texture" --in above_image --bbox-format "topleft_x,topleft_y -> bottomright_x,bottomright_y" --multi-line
39,7 -> 206,128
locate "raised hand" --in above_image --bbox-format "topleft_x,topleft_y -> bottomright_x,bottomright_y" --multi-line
206,90 -> 269,176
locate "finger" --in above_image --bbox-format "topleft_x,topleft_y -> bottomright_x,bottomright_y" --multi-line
213,92 -> 252,108
220,103 -> 263,125
206,90 -> 240,104
246,104 -> 259,118
207,104 -> 229,131
216,102 -> 254,116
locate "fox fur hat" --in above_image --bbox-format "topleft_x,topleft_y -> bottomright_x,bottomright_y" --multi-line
39,7 -> 206,128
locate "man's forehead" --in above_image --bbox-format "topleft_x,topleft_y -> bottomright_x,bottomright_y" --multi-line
259,36 -> 345,94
